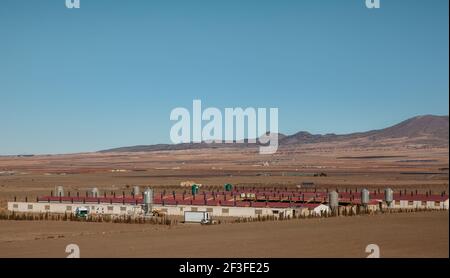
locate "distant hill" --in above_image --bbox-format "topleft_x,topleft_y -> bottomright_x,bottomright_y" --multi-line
100,115 -> 449,152
364,115 -> 449,140
278,115 -> 449,146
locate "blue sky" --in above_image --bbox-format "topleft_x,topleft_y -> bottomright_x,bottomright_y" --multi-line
0,0 -> 448,154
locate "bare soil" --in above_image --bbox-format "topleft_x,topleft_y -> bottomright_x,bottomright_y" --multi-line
0,146 -> 448,258
0,211 -> 447,258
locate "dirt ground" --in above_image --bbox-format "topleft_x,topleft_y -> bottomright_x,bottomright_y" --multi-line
0,146 -> 448,258
0,211 -> 447,258
0,146 -> 448,206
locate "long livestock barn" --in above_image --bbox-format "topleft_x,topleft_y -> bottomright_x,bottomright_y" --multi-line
7,186 -> 449,219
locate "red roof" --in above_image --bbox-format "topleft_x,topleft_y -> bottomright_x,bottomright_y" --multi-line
177,199 -> 191,205
34,190 -> 448,209
163,199 -> 177,205
251,202 -> 267,208
266,202 -> 291,208
297,203 -> 325,209
220,201 -> 235,207
235,201 -> 251,207
191,199 -> 206,206
393,194 -> 448,202
206,200 -> 221,206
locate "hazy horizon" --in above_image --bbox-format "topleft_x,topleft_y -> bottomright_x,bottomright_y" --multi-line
0,113 -> 447,156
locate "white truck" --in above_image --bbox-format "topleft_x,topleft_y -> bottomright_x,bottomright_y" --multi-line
184,211 -> 211,224
75,206 -> 89,218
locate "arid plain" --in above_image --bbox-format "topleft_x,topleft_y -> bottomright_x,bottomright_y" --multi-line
0,143 -> 448,257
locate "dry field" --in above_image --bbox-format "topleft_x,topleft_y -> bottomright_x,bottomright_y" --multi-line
0,211 -> 447,258
0,145 -> 448,258
0,146 -> 448,204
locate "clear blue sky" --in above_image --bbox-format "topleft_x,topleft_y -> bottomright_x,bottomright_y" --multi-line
0,0 -> 448,154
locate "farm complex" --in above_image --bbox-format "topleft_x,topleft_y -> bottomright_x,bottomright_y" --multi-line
0,143 -> 448,257
7,184 -> 449,221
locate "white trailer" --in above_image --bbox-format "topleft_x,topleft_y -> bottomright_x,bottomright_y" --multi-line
184,211 -> 210,224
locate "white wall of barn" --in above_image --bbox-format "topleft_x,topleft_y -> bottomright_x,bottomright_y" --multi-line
7,199 -> 447,219
145,204 -> 296,218
7,202 -> 143,216
391,199 -> 449,210
7,202 -> 299,218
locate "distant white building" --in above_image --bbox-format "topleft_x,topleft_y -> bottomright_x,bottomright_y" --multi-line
7,201 -> 298,219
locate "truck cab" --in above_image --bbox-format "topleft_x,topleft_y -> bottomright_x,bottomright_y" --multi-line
75,207 -> 89,218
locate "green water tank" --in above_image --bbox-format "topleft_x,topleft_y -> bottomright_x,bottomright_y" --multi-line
191,184 -> 199,195
224,183 -> 233,192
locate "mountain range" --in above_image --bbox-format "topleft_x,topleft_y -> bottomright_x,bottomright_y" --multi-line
100,115 -> 449,152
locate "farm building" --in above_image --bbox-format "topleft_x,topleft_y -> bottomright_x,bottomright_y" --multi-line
329,191 -> 449,210
6,186 -> 448,219
7,199 -> 322,219
296,204 -> 330,216
8,201 -> 143,216
390,194 -> 449,210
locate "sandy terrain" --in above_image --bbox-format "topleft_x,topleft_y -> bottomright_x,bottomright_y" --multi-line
0,211 -> 447,258
0,145 -> 447,258
0,146 -> 448,206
